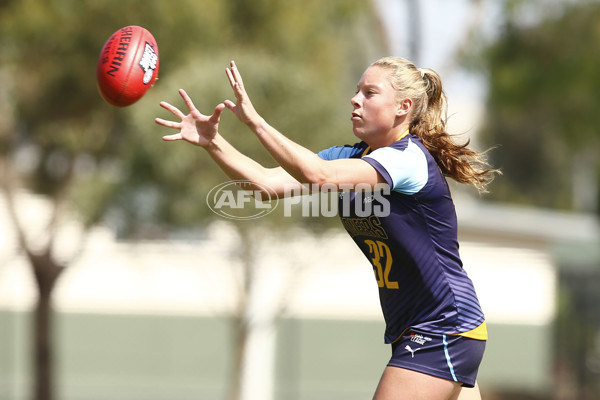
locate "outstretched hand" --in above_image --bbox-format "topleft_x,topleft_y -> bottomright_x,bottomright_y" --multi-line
224,60 -> 261,127
155,89 -> 225,147
155,61 -> 260,147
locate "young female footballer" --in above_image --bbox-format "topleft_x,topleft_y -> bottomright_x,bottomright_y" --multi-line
155,57 -> 498,400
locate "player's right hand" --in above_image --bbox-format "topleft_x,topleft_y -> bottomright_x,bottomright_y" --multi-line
155,89 -> 225,148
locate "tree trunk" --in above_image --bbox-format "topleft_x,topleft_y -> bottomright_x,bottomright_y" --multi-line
29,252 -> 63,400
34,286 -> 54,400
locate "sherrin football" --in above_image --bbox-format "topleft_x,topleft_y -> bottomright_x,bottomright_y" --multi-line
97,25 -> 159,107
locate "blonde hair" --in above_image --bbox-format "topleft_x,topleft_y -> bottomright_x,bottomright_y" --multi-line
371,57 -> 499,193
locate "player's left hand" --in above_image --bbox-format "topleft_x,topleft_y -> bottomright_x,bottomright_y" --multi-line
224,60 -> 262,128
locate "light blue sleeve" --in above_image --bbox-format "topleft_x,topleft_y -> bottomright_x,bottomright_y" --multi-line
363,139 -> 428,195
317,143 -> 366,160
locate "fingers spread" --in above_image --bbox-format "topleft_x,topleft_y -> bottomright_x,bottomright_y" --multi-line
209,103 -> 226,123
223,99 -> 236,111
225,67 -> 235,87
154,117 -> 180,129
226,60 -> 245,96
162,133 -> 183,141
178,89 -> 198,112
230,60 -> 244,88
160,101 -> 185,119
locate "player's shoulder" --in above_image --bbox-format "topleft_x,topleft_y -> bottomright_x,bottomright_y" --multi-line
388,134 -> 425,152
367,134 -> 428,166
317,141 -> 368,160
383,134 -> 439,173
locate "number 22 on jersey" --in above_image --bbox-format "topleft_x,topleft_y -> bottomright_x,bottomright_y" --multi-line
365,239 -> 398,289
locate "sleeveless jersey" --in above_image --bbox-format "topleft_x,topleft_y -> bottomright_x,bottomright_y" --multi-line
317,133 -> 486,344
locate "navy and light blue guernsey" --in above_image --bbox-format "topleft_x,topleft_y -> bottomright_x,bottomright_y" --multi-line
318,131 -> 487,344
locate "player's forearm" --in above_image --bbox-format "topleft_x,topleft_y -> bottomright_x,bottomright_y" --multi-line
204,133 -> 269,183
204,133 -> 300,196
247,117 -> 329,186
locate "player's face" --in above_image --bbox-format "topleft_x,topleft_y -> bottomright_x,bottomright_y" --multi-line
350,66 -> 400,145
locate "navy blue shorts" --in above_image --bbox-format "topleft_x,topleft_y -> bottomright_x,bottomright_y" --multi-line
388,328 -> 486,387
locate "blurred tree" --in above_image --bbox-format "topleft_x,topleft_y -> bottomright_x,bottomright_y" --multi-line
0,1 -> 382,399
0,2 -> 229,398
461,3 -> 600,397
466,0 -> 600,213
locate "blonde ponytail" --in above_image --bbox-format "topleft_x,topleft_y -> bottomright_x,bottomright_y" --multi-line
371,57 -> 499,193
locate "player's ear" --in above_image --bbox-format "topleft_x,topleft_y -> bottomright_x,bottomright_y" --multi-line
396,98 -> 412,118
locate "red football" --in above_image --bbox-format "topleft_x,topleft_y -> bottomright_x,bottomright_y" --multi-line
97,25 -> 159,107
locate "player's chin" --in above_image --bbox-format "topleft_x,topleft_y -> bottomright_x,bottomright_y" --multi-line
352,126 -> 369,141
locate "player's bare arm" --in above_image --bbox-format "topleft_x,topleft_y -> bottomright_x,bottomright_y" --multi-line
224,60 -> 385,190
155,89 -> 302,196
